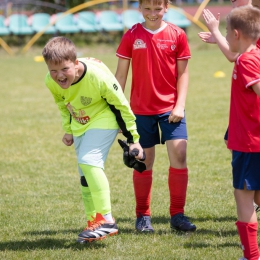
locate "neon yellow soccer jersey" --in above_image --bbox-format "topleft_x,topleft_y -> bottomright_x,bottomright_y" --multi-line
45,57 -> 139,143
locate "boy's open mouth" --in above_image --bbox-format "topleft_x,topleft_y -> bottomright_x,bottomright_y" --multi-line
58,78 -> 67,84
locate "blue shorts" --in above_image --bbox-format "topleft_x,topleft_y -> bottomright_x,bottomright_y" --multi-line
232,151 -> 260,190
135,112 -> 188,148
73,129 -> 118,176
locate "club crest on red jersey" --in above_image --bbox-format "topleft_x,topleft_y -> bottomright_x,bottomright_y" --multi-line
133,39 -> 146,50
171,44 -> 176,51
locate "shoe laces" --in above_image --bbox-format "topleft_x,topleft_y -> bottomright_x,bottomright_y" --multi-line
88,220 -> 105,231
84,213 -> 106,231
173,214 -> 189,225
84,220 -> 95,230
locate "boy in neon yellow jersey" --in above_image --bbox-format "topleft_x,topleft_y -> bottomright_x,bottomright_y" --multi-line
42,36 -> 144,243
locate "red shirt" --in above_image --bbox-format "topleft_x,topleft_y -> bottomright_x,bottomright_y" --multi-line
116,23 -> 190,115
228,48 -> 260,152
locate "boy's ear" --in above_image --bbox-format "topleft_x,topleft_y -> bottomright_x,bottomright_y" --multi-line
234,29 -> 239,39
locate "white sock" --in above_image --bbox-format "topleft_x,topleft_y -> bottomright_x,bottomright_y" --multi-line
103,213 -> 114,222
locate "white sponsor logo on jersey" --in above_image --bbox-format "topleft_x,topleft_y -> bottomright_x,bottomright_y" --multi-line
133,39 -> 146,49
157,43 -> 169,50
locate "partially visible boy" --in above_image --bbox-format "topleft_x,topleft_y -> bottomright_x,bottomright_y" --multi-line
225,6 -> 260,260
198,0 -> 260,66
198,0 -> 260,213
198,0 -> 252,62
42,36 -> 144,243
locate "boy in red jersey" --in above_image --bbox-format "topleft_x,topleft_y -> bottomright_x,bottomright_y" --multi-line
225,6 -> 260,260
198,0 -> 260,213
115,0 -> 196,232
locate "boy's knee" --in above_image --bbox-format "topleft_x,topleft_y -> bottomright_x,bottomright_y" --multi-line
175,149 -> 186,163
80,176 -> 88,187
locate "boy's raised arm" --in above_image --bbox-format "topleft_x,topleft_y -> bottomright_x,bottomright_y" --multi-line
198,9 -> 239,62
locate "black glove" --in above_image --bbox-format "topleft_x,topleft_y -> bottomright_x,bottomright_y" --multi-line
118,139 -> 146,173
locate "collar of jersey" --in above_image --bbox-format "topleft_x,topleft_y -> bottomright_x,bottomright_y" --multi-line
142,22 -> 167,34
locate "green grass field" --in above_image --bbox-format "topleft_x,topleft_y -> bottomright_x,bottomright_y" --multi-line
0,24 -> 252,260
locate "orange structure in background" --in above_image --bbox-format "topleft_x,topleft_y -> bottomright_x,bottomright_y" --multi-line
0,0 -> 210,55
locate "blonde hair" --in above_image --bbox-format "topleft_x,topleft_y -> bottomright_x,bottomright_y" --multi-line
139,0 -> 171,6
42,36 -> 77,64
227,5 -> 260,40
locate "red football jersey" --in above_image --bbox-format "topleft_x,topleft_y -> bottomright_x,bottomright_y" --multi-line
257,38 -> 260,49
116,23 -> 190,115
228,48 -> 260,152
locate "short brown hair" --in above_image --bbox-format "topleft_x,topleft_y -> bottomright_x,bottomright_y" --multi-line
42,36 -> 77,64
139,0 -> 171,6
227,5 -> 260,40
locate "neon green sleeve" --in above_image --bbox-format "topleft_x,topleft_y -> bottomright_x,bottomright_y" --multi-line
95,67 -> 140,143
